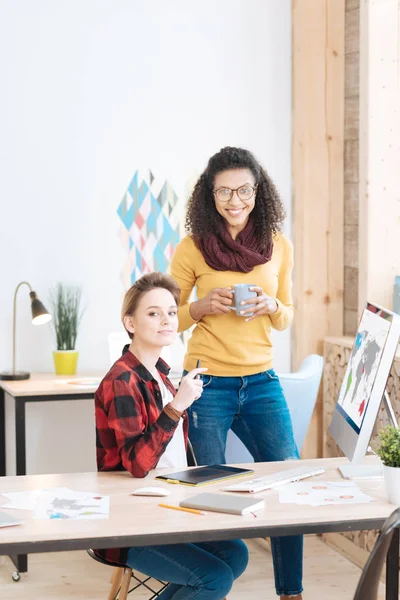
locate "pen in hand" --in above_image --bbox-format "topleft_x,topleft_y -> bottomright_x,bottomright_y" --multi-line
195,359 -> 201,379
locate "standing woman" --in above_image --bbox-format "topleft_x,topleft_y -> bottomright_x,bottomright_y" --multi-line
170,147 -> 303,600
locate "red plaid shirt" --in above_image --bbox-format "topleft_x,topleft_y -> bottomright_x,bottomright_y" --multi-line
94,346 -> 188,566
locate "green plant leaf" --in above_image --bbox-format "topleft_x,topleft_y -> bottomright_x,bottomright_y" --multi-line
375,425 -> 400,468
49,283 -> 83,351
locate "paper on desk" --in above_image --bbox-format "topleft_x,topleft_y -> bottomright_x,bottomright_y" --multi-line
33,489 -> 109,520
54,378 -> 100,387
1,491 -> 41,510
1,487 -> 73,510
279,480 -> 376,506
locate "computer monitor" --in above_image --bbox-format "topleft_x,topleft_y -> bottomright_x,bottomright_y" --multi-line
329,302 -> 400,471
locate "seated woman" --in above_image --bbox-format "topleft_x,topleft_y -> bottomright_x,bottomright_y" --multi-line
94,272 -> 248,600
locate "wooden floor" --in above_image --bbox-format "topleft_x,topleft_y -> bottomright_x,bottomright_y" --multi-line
0,536 -> 385,599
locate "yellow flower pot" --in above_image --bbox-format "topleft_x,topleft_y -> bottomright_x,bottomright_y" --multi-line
53,350 -> 79,375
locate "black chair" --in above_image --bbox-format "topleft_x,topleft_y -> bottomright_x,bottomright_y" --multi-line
353,507 -> 400,600
87,549 -> 168,600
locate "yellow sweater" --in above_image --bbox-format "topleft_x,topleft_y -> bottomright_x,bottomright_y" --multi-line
170,233 -> 294,377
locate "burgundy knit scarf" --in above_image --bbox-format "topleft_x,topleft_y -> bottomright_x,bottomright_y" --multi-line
196,218 -> 274,273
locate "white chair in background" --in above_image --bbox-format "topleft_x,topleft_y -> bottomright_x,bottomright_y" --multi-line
107,331 -> 131,365
225,354 -> 324,463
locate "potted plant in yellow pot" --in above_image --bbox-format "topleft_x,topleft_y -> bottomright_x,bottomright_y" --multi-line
50,283 -> 83,375
376,424 -> 400,505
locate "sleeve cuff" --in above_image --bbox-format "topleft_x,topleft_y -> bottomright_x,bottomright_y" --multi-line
269,298 -> 294,330
271,298 -> 283,316
163,403 -> 183,422
158,409 -> 179,433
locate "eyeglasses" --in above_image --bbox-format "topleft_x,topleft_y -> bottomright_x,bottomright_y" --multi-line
213,185 -> 257,203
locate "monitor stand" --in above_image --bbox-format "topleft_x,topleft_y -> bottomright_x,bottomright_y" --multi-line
339,390 -> 398,480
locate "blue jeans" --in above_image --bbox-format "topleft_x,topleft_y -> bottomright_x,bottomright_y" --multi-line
185,369 -> 303,597
126,539 -> 248,599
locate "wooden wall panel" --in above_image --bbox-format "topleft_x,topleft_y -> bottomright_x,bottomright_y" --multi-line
343,183 -> 359,226
346,0 -> 360,11
358,0 -> 400,312
343,1 -> 360,334
344,224 -> 358,269
344,95 -> 359,141
345,53 -> 360,97
292,0 -> 345,457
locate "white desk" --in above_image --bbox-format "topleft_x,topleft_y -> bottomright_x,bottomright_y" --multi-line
0,373 -> 104,479
0,457 -> 399,599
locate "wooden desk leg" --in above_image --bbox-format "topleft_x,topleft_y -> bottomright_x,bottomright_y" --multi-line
0,388 -> 5,477
386,527 -> 399,600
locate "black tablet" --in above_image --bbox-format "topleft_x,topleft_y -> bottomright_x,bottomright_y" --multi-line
155,464 -> 254,486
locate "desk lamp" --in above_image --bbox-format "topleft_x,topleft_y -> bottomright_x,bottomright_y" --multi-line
0,281 -> 51,381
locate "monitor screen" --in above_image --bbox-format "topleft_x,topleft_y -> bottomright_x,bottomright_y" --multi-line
336,303 -> 392,434
329,302 -> 400,463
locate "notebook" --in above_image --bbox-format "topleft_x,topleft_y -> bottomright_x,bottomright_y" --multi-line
0,511 -> 23,528
180,493 -> 265,516
155,464 -> 254,486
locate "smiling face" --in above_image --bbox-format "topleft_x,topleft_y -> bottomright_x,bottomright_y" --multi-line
213,168 -> 257,238
123,287 -> 178,350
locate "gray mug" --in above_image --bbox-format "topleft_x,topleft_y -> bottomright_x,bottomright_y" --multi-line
231,284 -> 257,316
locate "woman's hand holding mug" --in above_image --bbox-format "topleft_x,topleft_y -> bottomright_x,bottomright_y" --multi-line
189,288 -> 233,320
239,286 -> 278,321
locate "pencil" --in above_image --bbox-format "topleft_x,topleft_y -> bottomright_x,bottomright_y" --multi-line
159,503 -> 206,515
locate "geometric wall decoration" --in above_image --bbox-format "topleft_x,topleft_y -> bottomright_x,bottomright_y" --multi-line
117,169 -> 182,289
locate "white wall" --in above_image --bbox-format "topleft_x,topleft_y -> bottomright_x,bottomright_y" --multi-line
0,1 -> 292,474
0,0 -> 292,379
358,0 -> 400,313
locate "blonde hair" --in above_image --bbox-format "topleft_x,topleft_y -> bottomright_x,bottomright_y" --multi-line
121,272 -> 181,339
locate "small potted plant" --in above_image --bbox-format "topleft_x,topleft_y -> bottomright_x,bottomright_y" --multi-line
49,283 -> 83,375
375,424 -> 400,505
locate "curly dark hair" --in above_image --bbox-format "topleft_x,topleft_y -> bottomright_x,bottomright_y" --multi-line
185,147 -> 286,247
